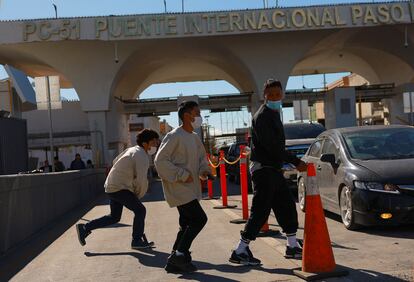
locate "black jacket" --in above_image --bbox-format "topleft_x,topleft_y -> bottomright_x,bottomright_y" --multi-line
250,104 -> 301,169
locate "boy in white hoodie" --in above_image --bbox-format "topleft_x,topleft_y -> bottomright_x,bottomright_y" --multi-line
76,129 -> 159,249
155,101 -> 211,273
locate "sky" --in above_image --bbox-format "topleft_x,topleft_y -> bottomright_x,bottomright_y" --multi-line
0,0 -> 374,131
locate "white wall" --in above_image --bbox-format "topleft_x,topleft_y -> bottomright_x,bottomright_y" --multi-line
22,101 -> 89,134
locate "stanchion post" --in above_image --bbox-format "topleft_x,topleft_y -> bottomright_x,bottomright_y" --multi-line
214,150 -> 237,209
230,145 -> 249,223
220,150 -> 228,206
203,154 -> 219,200
240,145 -> 249,220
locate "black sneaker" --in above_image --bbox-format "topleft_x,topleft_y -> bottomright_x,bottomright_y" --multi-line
165,252 -> 197,273
131,238 -> 155,249
76,224 -> 90,246
285,246 -> 302,259
229,247 -> 261,266
171,250 -> 192,263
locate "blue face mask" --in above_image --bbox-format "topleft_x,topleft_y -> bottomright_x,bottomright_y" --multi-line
266,100 -> 282,111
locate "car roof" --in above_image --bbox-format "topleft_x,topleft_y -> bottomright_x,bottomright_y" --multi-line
284,122 -> 325,129
326,125 -> 413,135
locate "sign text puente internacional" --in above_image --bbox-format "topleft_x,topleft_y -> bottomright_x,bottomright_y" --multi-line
22,2 -> 414,42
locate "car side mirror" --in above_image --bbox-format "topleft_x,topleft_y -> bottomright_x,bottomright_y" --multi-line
320,154 -> 336,166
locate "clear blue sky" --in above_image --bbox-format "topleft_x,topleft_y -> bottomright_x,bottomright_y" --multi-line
0,0 -> 367,130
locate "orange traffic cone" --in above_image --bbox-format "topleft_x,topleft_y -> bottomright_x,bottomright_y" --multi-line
257,219 -> 280,237
261,221 -> 269,232
293,163 -> 348,281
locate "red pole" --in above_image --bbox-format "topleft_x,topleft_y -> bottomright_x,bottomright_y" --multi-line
219,150 -> 228,207
239,145 -> 249,220
208,179 -> 213,198
207,154 -> 213,198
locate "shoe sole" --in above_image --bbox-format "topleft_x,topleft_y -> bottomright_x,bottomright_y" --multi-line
131,244 -> 155,250
76,225 -> 86,246
228,258 -> 261,266
284,254 -> 302,259
165,263 -> 196,273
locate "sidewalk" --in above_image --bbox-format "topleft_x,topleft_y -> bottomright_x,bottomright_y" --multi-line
10,180 -> 303,282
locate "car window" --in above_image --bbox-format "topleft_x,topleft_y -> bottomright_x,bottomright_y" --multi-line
284,124 -> 326,139
321,139 -> 339,160
308,140 -> 323,158
343,128 -> 414,160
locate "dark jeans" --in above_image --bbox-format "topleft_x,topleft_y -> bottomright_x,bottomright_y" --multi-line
172,200 -> 208,253
85,190 -> 146,240
241,168 -> 298,241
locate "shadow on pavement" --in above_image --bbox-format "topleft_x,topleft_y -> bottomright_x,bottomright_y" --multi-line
339,265 -> 413,282
84,248 -> 297,281
0,195 -> 107,282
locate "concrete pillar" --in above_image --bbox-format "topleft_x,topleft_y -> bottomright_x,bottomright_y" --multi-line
106,101 -> 129,160
383,83 -> 414,125
324,87 -> 357,129
87,111 -> 109,167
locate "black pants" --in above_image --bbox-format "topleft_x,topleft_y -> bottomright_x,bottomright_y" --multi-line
172,200 -> 208,253
241,168 -> 298,241
85,190 -> 146,240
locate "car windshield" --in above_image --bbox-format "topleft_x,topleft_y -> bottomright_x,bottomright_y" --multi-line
284,124 -> 325,139
342,128 -> 414,160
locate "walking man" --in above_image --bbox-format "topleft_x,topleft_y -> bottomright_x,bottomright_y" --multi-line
155,101 -> 211,273
76,129 -> 159,249
229,79 -> 307,265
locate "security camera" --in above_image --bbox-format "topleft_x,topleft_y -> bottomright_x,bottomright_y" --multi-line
115,58 -> 119,64
405,42 -> 409,48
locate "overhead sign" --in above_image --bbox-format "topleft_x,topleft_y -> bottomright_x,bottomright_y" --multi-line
4,65 -> 36,111
21,2 -> 413,42
35,76 -> 62,110
293,100 -> 309,121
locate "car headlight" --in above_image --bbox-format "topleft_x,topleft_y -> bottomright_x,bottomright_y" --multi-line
283,163 -> 295,171
354,181 -> 400,194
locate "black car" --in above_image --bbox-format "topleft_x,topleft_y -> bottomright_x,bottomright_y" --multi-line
298,125 -> 414,230
282,123 -> 326,186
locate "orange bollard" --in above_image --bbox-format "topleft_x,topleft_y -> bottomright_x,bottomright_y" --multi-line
230,145 -> 249,224
207,179 -> 214,198
293,163 -> 348,281
214,150 -> 237,209
203,154 -> 219,201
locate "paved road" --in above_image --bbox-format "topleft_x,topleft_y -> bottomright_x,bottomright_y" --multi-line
3,179 -> 414,281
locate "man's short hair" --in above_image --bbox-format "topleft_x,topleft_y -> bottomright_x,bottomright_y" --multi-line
137,129 -> 159,146
75,153 -> 81,157
264,79 -> 282,91
178,101 -> 199,121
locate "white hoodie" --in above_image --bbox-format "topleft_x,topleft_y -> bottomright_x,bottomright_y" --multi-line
104,146 -> 149,199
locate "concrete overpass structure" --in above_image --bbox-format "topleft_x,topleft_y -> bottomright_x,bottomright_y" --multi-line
1,1 -> 414,165
120,83 -> 396,116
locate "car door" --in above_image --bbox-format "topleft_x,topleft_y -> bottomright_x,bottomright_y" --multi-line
318,137 -> 340,204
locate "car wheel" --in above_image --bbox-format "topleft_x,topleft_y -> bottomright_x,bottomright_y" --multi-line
339,186 -> 359,230
298,177 -> 306,212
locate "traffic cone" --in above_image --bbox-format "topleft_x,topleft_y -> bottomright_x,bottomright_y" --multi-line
257,219 -> 280,237
293,163 -> 348,280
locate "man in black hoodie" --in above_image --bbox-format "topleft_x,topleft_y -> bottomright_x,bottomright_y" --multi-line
229,79 -> 307,265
